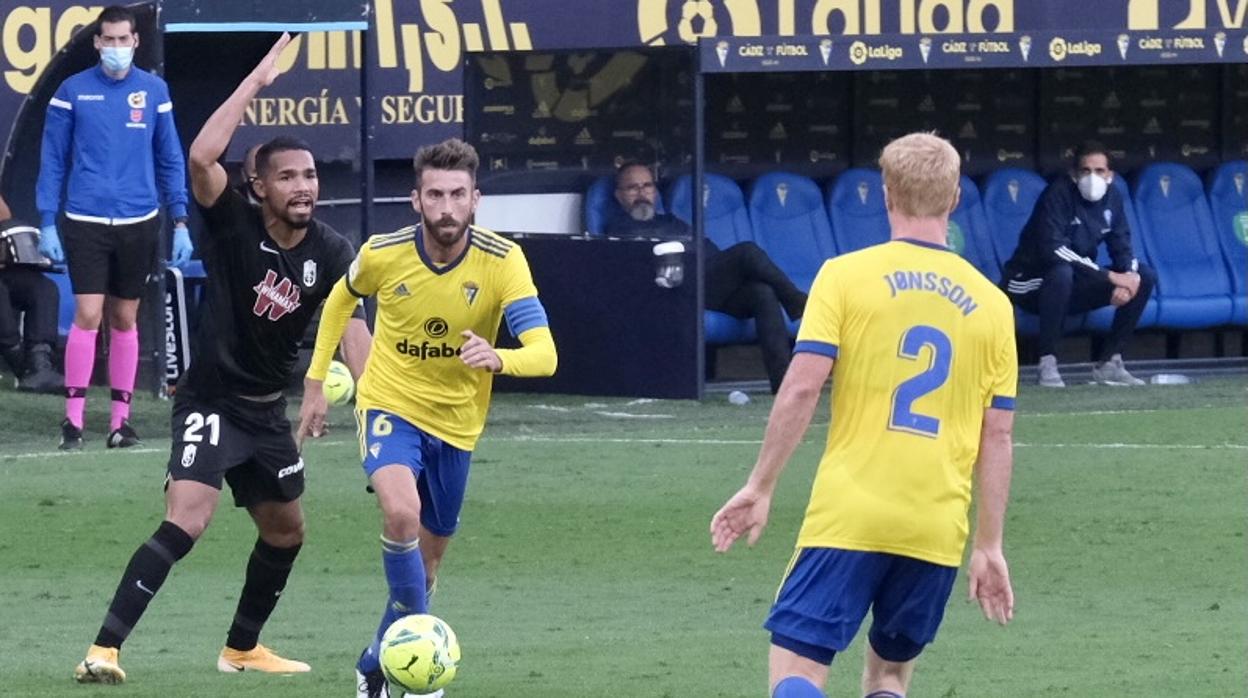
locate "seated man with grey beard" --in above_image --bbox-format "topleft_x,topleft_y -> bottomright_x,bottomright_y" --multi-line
604,162 -> 806,393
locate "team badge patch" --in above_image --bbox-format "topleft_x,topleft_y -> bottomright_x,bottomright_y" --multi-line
462,281 -> 480,307
130,109 -> 143,123
127,91 -> 147,109
181,444 -> 197,468
303,259 -> 317,287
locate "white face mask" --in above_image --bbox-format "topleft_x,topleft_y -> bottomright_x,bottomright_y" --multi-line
1077,173 -> 1108,202
100,46 -> 134,73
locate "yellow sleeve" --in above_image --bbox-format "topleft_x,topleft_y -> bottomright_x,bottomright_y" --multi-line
986,305 -> 1019,410
306,277 -> 360,381
496,326 -> 557,377
794,260 -> 842,358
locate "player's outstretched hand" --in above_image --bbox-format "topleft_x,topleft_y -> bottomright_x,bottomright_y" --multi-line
459,330 -> 502,372
968,546 -> 1014,625
251,32 -> 292,88
296,377 -> 329,451
710,485 -> 771,553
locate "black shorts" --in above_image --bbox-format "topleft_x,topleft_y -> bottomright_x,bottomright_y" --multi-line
166,390 -> 304,508
61,216 -> 160,299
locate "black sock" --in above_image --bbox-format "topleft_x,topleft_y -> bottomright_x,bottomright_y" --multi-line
94,521 -> 195,649
225,539 -> 301,651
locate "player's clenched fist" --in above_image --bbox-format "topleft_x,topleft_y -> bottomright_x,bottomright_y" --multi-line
459,330 -> 502,372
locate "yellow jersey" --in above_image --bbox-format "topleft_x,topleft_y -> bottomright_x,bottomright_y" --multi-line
317,223 -> 555,451
794,239 -> 1017,566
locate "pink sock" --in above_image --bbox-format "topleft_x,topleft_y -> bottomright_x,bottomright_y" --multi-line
64,325 -> 98,429
109,328 -> 139,431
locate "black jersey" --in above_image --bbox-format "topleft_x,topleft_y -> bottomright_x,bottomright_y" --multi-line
183,188 -> 354,398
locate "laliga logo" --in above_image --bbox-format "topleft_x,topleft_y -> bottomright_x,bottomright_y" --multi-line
636,0 -> 762,45
849,40 -> 902,65
1049,36 -> 1068,61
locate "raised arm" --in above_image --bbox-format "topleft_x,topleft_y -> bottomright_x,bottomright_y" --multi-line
187,33 -> 291,207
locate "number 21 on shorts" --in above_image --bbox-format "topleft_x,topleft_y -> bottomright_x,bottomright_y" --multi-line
889,325 -> 952,438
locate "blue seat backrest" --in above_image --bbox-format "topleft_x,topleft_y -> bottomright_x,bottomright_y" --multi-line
584,174 -> 666,236
1206,160 -> 1248,295
668,173 -> 754,249
949,175 -> 1000,282
1132,162 -> 1229,298
748,172 -> 835,291
826,168 -> 888,255
980,168 -> 1048,269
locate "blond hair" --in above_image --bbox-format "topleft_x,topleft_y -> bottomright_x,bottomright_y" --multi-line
878,132 -> 960,218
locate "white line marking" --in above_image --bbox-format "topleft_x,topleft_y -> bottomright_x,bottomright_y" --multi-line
592,411 -> 674,419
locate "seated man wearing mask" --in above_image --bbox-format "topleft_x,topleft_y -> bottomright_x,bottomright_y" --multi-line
604,162 -> 806,393
1000,140 -> 1155,388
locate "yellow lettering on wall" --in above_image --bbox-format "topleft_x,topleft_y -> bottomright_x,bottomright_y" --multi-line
1175,0 -> 1205,28
1127,0 -> 1159,29
374,0 -> 399,68
1214,0 -> 1247,27
918,0 -> 964,32
327,31 -> 348,69
812,0 -> 866,35
401,24 -> 423,93
422,0 -> 461,72
967,0 -> 1013,32
3,7 -> 51,94
56,6 -> 100,48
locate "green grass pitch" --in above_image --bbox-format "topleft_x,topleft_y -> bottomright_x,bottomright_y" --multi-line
1,377 -> 1244,696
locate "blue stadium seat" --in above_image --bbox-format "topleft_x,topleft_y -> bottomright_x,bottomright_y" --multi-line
826,168 -> 888,255
668,173 -> 754,248
979,169 -> 1082,335
949,176 -> 1000,283
668,173 -> 758,345
584,174 -> 665,236
1132,162 -> 1234,329
1084,176 -> 1159,332
748,172 -> 836,293
1205,161 -> 1247,325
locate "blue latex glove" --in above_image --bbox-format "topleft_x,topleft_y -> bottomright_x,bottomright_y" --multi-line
170,224 -> 193,267
39,224 -> 64,263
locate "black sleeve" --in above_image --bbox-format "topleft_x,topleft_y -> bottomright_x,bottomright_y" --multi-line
324,226 -> 366,320
196,187 -> 251,240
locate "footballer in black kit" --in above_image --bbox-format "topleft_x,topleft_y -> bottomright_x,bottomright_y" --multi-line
168,185 -> 356,505
75,34 -> 371,684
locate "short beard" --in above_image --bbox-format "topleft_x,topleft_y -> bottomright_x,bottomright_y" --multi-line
423,214 -> 469,248
627,201 -> 656,222
269,203 -> 313,230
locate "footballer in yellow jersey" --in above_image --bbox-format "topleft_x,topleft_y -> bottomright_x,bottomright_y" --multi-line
299,139 -> 556,694
712,133 -> 1016,698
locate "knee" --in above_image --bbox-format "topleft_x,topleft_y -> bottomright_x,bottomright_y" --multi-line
264,517 -> 305,548
381,500 -> 423,542
73,305 -> 103,330
108,308 -> 137,331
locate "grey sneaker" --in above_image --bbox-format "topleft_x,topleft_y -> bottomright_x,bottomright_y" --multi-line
1037,354 -> 1065,388
1092,354 -> 1145,386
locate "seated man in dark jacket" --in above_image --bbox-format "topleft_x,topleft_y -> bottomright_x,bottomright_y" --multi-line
0,193 -> 64,393
605,163 -> 806,393
1000,140 -> 1154,387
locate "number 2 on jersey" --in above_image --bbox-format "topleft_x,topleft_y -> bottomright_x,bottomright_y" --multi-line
889,325 -> 952,438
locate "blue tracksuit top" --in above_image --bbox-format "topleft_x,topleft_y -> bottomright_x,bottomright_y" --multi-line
36,64 -> 188,227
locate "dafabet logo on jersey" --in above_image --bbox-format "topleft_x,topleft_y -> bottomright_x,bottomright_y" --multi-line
395,337 -> 461,360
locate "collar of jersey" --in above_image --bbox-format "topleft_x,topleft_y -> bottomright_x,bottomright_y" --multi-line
94,63 -> 134,85
414,223 -> 471,275
894,237 -> 953,252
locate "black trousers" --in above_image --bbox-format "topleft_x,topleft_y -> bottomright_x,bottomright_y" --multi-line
0,267 -> 59,348
1008,263 -> 1156,361
705,242 -> 805,392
